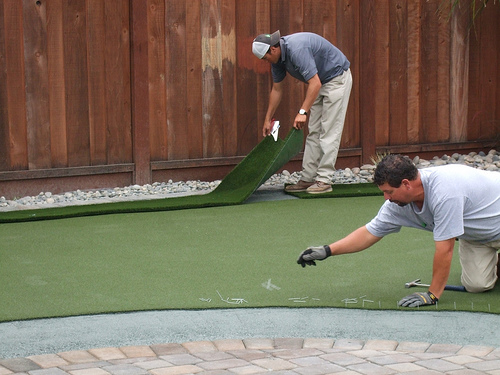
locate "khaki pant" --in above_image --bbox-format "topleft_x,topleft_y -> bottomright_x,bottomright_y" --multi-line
301,69 -> 353,183
459,238 -> 500,292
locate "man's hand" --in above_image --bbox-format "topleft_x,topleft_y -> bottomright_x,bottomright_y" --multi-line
262,120 -> 273,137
398,292 -> 438,308
293,113 -> 307,130
297,245 -> 331,267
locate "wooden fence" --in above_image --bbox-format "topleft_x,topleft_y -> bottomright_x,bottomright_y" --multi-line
0,0 -> 499,199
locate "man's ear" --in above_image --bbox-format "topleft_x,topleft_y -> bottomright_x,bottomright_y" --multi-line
401,179 -> 411,189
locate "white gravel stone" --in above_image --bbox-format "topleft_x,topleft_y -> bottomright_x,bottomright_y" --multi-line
1,150 -> 499,211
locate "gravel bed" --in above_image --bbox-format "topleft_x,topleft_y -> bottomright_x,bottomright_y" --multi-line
1,150 -> 499,211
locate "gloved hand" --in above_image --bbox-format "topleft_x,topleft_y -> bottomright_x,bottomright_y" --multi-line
297,245 -> 331,267
398,291 -> 438,307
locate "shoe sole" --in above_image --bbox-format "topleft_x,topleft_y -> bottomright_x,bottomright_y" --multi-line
307,187 -> 333,194
284,188 -> 310,192
284,183 -> 314,193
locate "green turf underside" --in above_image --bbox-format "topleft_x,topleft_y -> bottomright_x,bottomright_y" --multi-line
1,196 -> 498,322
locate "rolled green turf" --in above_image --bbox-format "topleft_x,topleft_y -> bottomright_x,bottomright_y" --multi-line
1,196 -> 498,322
0,128 -> 304,223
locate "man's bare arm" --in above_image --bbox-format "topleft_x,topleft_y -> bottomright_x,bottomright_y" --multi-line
328,226 -> 382,255
263,81 -> 284,136
429,238 -> 455,298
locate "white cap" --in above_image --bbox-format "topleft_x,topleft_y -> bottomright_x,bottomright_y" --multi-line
252,30 -> 281,59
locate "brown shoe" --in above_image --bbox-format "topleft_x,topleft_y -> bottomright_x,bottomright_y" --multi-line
284,180 -> 315,192
306,181 -> 332,194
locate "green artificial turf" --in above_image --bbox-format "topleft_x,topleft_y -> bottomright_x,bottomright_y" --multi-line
0,128 -> 304,223
1,196 -> 498,322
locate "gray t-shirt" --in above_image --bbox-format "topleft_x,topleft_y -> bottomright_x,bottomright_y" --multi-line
366,164 -> 500,243
271,32 -> 350,85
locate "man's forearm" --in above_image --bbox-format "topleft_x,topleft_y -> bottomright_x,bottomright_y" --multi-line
265,85 -> 283,122
429,239 -> 455,298
329,226 -> 381,255
301,74 -> 321,112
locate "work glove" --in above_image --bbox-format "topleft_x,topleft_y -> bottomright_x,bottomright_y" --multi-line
398,291 -> 438,308
297,245 -> 331,267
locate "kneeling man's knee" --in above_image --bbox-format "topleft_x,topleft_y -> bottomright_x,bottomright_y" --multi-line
462,278 -> 496,293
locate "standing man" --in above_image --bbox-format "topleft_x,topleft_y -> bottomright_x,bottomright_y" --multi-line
252,31 -> 352,194
297,154 -> 500,307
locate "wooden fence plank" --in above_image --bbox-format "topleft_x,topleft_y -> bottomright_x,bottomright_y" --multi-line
406,0 -> 421,144
131,0 -> 151,184
389,0 -> 408,146
63,0 -> 90,167
420,0 -> 439,143
165,0 -> 189,160
304,0 -> 332,38
449,1 -> 469,143
3,0 -> 28,169
46,0 -> 68,167
86,0 -> 107,165
148,0 -> 167,161
359,0 -> 376,162
104,0 -> 132,164
336,0 -> 359,150
325,0 -> 337,43
186,0 -> 203,158
360,0 -> 389,160
477,4 -> 498,140
220,0 -> 237,156
201,0 -> 224,157
288,0 -> 303,33
23,0 -> 51,169
467,6 -> 481,141
0,1 -> 9,171
373,1 -> 390,147
235,0 -> 259,154
436,2 -> 450,142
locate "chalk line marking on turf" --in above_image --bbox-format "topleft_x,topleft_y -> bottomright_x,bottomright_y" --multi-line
262,278 -> 281,291
216,290 -> 248,305
342,295 -> 374,307
288,296 -> 321,303
289,298 -> 307,303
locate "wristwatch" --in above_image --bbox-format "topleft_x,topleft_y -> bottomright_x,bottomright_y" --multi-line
298,109 -> 307,115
